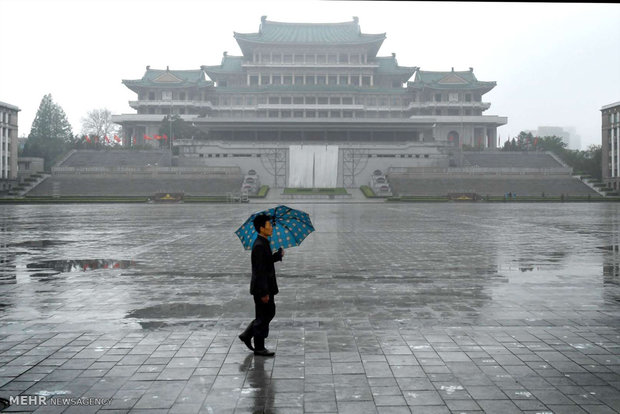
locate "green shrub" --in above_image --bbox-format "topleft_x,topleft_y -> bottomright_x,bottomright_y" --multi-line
360,185 -> 375,197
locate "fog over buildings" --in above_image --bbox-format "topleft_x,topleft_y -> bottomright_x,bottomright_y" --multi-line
0,0 -> 618,150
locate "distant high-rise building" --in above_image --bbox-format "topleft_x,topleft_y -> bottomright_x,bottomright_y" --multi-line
602,101 -> 620,191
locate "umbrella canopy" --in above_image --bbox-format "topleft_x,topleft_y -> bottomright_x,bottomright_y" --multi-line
235,205 -> 315,251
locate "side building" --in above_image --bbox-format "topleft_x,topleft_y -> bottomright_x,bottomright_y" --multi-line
0,101 -> 19,192
602,101 -> 620,191
113,17 -> 507,188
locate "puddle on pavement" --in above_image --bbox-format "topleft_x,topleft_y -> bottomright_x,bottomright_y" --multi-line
8,240 -> 69,249
126,303 -> 223,319
26,259 -> 136,273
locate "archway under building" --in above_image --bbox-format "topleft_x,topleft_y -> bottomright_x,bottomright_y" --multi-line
447,131 -> 460,147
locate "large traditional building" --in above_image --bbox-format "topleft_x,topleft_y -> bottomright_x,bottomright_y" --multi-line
113,17 -> 507,188
0,101 -> 19,192
602,101 -> 620,191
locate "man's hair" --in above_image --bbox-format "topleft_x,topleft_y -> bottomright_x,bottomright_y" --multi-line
253,214 -> 272,233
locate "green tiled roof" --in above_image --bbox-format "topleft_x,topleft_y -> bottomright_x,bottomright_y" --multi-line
235,17 -> 385,44
408,69 -> 496,92
202,55 -> 244,79
375,56 -> 417,79
123,67 -> 212,92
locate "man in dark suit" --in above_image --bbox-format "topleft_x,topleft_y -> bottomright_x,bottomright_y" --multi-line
239,214 -> 284,357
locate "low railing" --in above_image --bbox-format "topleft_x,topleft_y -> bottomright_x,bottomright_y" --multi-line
52,166 -> 241,175
388,166 -> 573,175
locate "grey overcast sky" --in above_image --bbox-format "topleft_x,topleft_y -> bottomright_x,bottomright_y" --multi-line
1,0 -> 618,149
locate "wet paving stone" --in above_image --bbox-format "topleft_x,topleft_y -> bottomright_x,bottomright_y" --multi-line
0,203 -> 619,412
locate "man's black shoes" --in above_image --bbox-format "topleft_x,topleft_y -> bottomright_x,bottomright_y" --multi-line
254,348 -> 275,357
238,334 -> 254,351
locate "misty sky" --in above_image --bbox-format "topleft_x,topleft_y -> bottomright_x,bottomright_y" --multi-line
1,0 -> 618,149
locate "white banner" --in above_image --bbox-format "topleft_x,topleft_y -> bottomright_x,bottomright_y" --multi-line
288,145 -> 338,187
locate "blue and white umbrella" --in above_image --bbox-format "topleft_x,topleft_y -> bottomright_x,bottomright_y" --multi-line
235,205 -> 315,252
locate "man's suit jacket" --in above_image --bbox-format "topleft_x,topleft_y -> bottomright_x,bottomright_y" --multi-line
250,236 -> 282,297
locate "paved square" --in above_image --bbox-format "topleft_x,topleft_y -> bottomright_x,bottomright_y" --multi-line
1,203 -> 619,413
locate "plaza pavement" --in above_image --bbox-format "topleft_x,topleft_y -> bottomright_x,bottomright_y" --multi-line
0,203 -> 619,414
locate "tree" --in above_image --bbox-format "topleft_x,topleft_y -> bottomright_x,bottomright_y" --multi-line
158,114 -> 207,153
81,108 -> 120,142
22,94 -> 73,171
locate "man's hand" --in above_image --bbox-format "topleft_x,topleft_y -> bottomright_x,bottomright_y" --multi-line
280,248 -> 285,258
261,294 -> 269,304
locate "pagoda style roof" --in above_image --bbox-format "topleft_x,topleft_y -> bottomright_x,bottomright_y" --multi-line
375,55 -> 418,81
408,68 -> 496,93
201,54 -> 244,80
234,16 -> 386,57
122,67 -> 212,92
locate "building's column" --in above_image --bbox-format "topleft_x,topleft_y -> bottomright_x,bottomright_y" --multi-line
247,73 -> 250,86
3,127 -> 7,179
616,125 -> 619,178
612,126 -> 616,178
370,75 -> 373,86
0,127 -> 4,179
359,74 -> 362,86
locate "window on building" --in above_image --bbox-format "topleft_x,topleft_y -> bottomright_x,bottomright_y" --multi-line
328,75 -> 337,85
331,111 -> 341,118
179,108 -> 185,114
350,54 -> 360,64
435,93 -> 442,102
250,76 -> 259,85
283,75 -> 292,85
369,97 -> 377,106
273,54 -> 282,63
319,111 -> 329,118
305,54 -> 314,63
261,75 -> 269,85
283,54 -> 292,63
180,92 -> 186,100
343,111 -> 353,118
330,97 -> 341,105
294,111 -> 303,117
343,97 -> 353,105
339,53 -> 348,63
318,97 -> 328,105
362,76 -> 371,86
435,109 -> 442,115
356,111 -> 365,118
258,96 -> 267,104
273,75 -> 282,85
281,97 -> 292,104
222,97 -> 230,105
393,81 -> 403,88
149,92 -> 155,100
465,94 -> 472,102
379,98 -> 387,106
391,98 -> 401,106
293,97 -> 303,104
148,108 -> 155,114
268,97 -> 279,104
317,75 -> 326,85
306,97 -> 316,104
352,77 -> 360,86
306,111 -> 316,118
465,109 -> 471,115
306,76 -> 315,85
268,111 -> 279,118
234,96 -> 243,105
448,93 -> 458,102
448,108 -> 459,116
339,75 -> 348,85
294,75 -> 303,85
247,97 -> 255,105
328,54 -> 337,64
317,55 -> 326,64
281,111 -> 291,118
262,54 -> 271,63
294,54 -> 303,63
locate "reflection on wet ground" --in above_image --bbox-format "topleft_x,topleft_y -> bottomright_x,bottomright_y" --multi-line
26,259 -> 135,273
0,204 -> 618,413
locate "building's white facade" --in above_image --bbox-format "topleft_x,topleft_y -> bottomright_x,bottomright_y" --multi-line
0,101 -> 19,191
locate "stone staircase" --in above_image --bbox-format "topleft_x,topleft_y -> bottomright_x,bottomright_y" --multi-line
6,173 -> 50,197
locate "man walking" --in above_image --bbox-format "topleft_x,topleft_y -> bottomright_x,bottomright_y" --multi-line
239,214 -> 284,357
